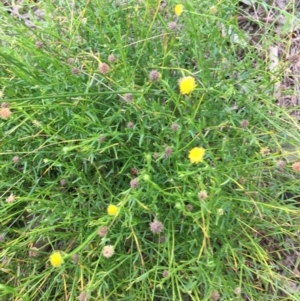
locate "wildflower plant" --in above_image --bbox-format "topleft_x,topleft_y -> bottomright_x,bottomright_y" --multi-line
178,76 -> 196,95
1,0 -> 300,300
188,147 -> 206,164
174,4 -> 184,17
49,251 -> 64,268
107,204 -> 119,216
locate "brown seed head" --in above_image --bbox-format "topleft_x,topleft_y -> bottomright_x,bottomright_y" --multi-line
72,67 -> 80,74
108,54 -> 116,63
0,107 -> 11,119
164,147 -> 173,159
211,291 -> 220,301
168,22 -> 177,30
198,190 -> 208,200
240,119 -> 249,128
78,292 -> 90,301
98,226 -> 108,237
127,122 -> 134,129
171,123 -> 179,131
149,219 -> 164,234
12,156 -> 20,164
292,162 -> 300,172
102,245 -> 114,258
98,62 -> 110,74
35,41 -> 43,48
68,58 -> 75,64
124,93 -> 133,103
1,102 -> 9,108
149,70 -> 160,81
71,254 -> 79,264
276,160 -> 286,170
186,204 -> 193,211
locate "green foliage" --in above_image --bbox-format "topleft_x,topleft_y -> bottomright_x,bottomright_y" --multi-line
1,0 -> 300,300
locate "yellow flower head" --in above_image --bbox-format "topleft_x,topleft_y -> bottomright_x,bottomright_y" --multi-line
179,76 -> 196,95
107,204 -> 119,216
49,251 -> 63,268
188,147 -> 205,164
175,4 -> 183,16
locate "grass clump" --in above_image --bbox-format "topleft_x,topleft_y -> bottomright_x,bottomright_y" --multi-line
1,0 -> 300,300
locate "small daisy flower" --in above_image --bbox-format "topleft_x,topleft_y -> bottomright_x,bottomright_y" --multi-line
188,147 -> 205,164
0,107 -> 11,119
5,194 -> 15,203
149,219 -> 164,234
179,76 -> 196,95
260,147 -> 270,157
292,162 -> 300,172
107,204 -> 119,216
98,62 -> 110,74
198,190 -> 208,200
98,226 -> 108,237
174,4 -> 183,16
130,178 -> 139,189
162,270 -> 169,277
12,156 -> 20,164
102,245 -> 114,258
49,251 -> 63,268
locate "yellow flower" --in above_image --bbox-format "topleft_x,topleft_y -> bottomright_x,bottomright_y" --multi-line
175,4 -> 183,16
107,204 -> 119,216
188,147 -> 205,164
179,76 -> 196,95
49,251 -> 63,268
